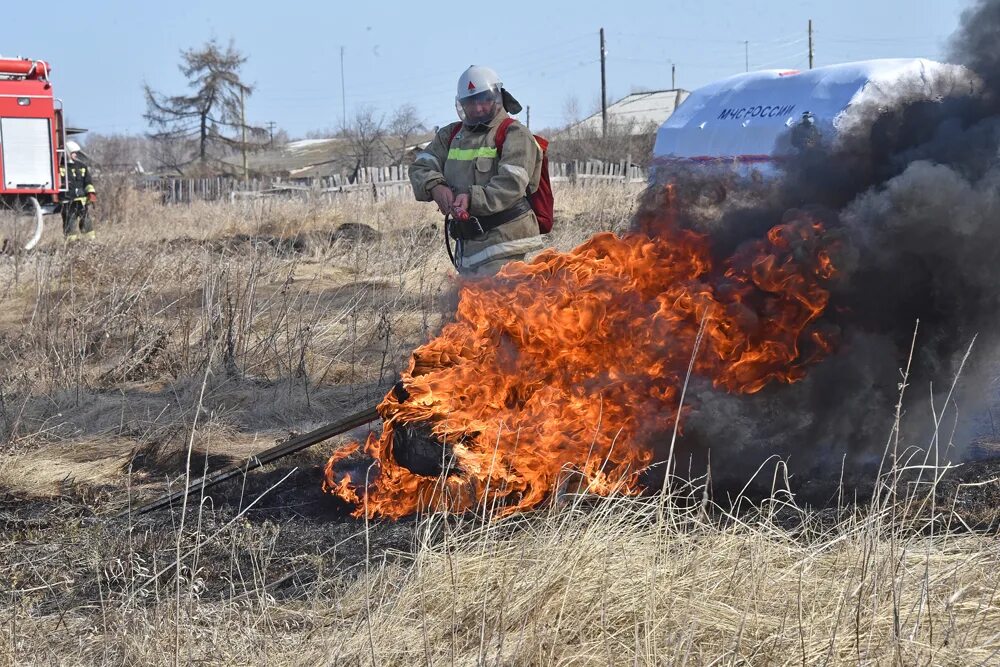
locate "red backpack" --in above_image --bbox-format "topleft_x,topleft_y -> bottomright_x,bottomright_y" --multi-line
447,119 -> 554,233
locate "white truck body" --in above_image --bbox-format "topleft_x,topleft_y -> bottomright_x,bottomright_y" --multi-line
652,58 -> 977,176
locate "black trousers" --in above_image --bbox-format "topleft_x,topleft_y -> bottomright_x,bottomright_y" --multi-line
61,200 -> 93,236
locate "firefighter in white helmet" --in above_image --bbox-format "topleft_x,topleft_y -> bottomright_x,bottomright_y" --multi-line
60,139 -> 97,241
410,65 -> 543,276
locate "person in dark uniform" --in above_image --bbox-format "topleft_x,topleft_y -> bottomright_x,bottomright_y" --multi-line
60,140 -> 97,241
790,111 -> 821,151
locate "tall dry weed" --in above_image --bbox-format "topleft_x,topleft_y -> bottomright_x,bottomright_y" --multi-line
1,183 -> 996,665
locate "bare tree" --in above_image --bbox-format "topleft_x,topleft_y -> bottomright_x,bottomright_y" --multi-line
149,136 -> 197,176
269,127 -> 290,149
304,127 -> 338,139
74,133 -> 155,227
144,39 -> 266,174
343,105 -> 386,171
83,133 -> 153,173
562,95 -> 581,126
381,104 -> 425,166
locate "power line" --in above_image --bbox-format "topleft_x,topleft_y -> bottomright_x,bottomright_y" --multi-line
612,30 -> 803,46
327,34 -> 596,96
276,51 -> 599,108
819,34 -> 943,43
611,35 -> 807,61
258,42 -> 595,104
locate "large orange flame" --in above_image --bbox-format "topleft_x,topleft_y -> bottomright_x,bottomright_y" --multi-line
324,198 -> 840,519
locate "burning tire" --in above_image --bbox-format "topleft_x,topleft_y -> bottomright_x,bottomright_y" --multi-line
390,420 -> 457,477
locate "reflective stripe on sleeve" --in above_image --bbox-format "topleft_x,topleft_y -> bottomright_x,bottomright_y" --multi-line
500,164 -> 529,188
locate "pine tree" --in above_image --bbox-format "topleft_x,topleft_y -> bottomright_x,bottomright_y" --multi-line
144,39 -> 265,174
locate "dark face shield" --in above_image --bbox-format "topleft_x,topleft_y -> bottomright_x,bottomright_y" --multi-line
456,89 -> 501,126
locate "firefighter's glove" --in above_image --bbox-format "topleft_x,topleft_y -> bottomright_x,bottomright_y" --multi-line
451,193 -> 470,218
430,184 -> 454,216
87,193 -> 97,203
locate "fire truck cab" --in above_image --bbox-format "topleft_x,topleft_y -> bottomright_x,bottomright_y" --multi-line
0,56 -> 68,250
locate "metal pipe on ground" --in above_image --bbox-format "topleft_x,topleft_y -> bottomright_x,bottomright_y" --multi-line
119,404 -> 380,519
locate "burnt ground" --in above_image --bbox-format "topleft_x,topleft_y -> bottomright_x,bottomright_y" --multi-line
1,451 -> 424,614
913,454 -> 1000,529
3,353 -> 999,615
3,426 -> 997,620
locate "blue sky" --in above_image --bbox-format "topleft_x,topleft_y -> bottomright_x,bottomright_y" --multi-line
2,0 -> 968,138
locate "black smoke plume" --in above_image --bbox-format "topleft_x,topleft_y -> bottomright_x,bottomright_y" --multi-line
641,0 -> 1000,499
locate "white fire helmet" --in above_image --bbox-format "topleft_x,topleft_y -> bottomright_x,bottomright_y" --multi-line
456,65 -> 502,126
66,140 -> 81,154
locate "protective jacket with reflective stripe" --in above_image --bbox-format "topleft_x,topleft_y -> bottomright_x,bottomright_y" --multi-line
60,159 -> 96,203
410,110 -> 543,273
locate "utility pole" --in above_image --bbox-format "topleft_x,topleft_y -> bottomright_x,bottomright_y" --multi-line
672,64 -> 676,89
808,20 -> 814,69
600,27 -> 607,138
526,105 -> 530,130
267,121 -> 276,148
745,40 -> 749,72
240,87 -> 248,182
340,46 -> 347,128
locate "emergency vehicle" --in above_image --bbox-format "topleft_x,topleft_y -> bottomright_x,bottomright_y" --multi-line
0,56 -> 69,250
652,58 -> 977,178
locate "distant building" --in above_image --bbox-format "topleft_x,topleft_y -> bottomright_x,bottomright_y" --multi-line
558,89 -> 690,137
221,132 -> 434,182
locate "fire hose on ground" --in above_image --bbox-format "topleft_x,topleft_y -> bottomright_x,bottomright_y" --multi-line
24,197 -> 44,250
119,404 -> 381,519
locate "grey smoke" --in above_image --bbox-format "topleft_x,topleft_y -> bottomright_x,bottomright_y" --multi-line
639,0 -> 1000,497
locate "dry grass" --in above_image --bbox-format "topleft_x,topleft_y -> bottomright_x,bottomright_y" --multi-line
3,476 -> 997,665
328,494 -> 999,665
0,190 -> 458,494
1,182 -> 997,665
0,182 -> 640,491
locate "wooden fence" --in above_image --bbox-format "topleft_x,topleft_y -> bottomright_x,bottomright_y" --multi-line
141,160 -> 647,205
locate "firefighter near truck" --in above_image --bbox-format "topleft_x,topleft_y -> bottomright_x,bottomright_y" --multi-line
0,56 -> 70,251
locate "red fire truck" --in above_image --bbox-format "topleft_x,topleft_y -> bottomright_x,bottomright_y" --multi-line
0,56 -> 68,250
